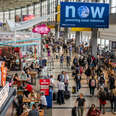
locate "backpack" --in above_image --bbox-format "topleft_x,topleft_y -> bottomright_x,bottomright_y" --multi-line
91,79 -> 96,87
100,76 -> 105,84
57,74 -> 61,81
99,91 -> 106,101
73,58 -> 77,65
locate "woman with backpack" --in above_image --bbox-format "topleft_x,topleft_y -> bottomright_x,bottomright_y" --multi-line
98,88 -> 107,114
87,104 -> 100,116
89,76 -> 96,96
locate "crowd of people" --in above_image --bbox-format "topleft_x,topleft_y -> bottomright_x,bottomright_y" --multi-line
5,36 -> 115,116
43,37 -> 116,116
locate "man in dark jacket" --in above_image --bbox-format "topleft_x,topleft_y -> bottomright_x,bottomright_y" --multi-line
109,74 -> 115,90
28,104 -> 39,116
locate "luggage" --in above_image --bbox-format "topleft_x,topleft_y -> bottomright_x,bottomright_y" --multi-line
71,66 -> 75,70
72,72 -> 76,77
64,91 -> 70,99
72,86 -> 76,94
53,92 -> 57,101
72,107 -> 77,116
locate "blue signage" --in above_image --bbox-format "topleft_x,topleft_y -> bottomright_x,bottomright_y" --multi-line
60,2 -> 109,28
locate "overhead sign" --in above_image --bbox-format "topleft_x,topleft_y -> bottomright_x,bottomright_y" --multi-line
71,28 -> 91,31
60,2 -> 109,28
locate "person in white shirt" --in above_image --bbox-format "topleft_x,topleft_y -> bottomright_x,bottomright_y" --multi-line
40,92 -> 47,108
57,80 -> 65,105
49,75 -> 55,89
64,72 -> 69,91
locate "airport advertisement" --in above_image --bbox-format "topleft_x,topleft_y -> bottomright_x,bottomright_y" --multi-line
60,2 -> 109,28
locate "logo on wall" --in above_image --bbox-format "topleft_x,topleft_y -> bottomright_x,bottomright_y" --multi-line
78,6 -> 90,18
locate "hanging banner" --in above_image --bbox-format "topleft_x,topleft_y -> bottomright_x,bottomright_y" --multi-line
7,13 -> 57,31
60,2 -> 109,28
40,79 -> 50,96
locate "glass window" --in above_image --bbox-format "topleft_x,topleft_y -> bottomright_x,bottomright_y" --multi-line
35,4 -> 40,16
5,11 -> 9,21
22,7 -> 27,15
111,0 -> 116,13
0,12 -> 3,22
10,10 -> 15,21
28,6 -> 33,15
16,9 -> 21,16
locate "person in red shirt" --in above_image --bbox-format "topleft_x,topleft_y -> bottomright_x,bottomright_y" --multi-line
87,104 -> 100,116
23,82 -> 33,97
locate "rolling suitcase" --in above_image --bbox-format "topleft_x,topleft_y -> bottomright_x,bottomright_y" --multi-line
64,91 -> 70,99
72,86 -> 76,94
53,92 -> 57,101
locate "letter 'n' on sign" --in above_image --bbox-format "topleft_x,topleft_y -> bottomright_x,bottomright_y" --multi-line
65,6 -> 76,18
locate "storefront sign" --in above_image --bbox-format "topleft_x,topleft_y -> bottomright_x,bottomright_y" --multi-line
40,79 -> 50,96
0,83 -> 9,108
60,2 -> 109,28
32,24 -> 50,35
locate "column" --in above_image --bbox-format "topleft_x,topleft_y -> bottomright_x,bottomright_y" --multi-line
47,0 -> 50,15
64,0 -> 69,43
55,0 -> 59,39
40,0 -> 42,16
21,7 -> 23,20
3,12 -> 5,23
9,10 -> 11,19
90,28 -> 98,57
75,32 -> 80,47
33,3 -> 35,15
27,6 -> 29,15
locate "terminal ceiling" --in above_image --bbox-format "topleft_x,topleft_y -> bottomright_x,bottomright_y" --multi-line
0,0 -> 40,11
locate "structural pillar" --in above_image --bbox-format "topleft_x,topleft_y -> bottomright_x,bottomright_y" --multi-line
75,31 -> 80,47
64,28 -> 68,43
90,28 -> 98,57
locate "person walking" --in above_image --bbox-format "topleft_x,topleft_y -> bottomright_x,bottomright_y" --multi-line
66,55 -> 71,68
75,73 -> 81,92
64,72 -> 69,92
57,79 -> 65,105
73,56 -> 78,66
109,91 -> 114,112
89,76 -> 96,96
87,104 -> 100,116
98,88 -> 107,114
109,74 -> 115,91
40,92 -> 47,108
85,66 -> 91,83
113,89 -> 116,113
75,93 -> 86,116
60,54 -> 64,69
